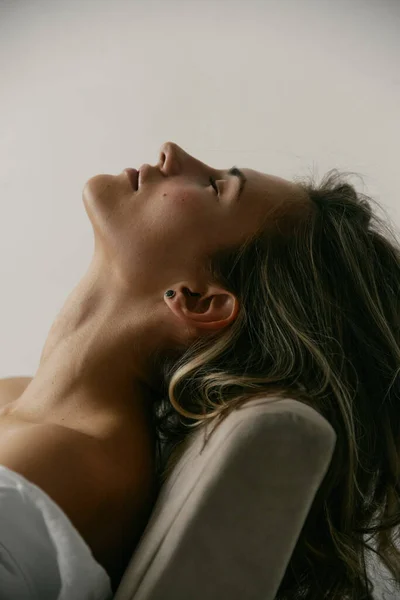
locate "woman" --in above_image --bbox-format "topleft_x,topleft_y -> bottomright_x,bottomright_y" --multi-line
0,141 -> 399,599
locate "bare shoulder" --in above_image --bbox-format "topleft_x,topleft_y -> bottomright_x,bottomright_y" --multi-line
0,414 -> 127,531
0,377 -> 33,407
0,397 -> 156,585
0,412 -> 156,580
0,410 -> 153,511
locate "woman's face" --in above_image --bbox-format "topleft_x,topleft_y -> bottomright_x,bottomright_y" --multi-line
82,142 -> 303,294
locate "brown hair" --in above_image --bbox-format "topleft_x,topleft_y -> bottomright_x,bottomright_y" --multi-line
151,169 -> 400,599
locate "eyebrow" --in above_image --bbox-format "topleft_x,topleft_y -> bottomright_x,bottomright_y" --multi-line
228,166 -> 247,200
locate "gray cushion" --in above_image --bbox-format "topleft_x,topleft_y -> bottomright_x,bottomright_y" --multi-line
114,397 -> 336,600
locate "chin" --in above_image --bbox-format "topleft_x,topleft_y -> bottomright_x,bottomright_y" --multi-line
82,173 -> 120,214
83,173 -> 131,243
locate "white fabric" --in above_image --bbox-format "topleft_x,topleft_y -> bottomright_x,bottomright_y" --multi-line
0,465 -> 112,600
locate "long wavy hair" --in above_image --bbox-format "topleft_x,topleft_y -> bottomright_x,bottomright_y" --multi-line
150,169 -> 400,599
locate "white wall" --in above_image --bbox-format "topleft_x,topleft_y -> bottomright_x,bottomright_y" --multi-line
0,1 -> 399,592
1,0 -> 399,375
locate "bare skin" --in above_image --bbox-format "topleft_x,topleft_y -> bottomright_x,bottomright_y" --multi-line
0,142 -> 305,591
0,377 -> 156,591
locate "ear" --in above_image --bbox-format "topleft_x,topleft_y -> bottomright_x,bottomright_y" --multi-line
164,284 -> 240,331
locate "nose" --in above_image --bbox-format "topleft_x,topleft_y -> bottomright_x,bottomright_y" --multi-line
158,142 -> 213,182
158,141 -> 181,176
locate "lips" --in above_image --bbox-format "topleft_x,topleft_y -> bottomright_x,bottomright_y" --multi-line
124,168 -> 139,191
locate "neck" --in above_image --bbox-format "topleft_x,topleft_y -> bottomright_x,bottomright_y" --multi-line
13,256 -> 163,437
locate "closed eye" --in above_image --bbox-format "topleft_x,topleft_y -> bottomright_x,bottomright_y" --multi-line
209,175 -> 219,194
209,166 -> 244,198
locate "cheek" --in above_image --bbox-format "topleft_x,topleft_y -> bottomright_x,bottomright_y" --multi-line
163,187 -> 195,204
162,179 -> 204,204
162,184 -> 212,219
144,189 -> 211,253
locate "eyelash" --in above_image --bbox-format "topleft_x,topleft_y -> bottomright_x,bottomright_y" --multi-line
209,176 -> 219,194
209,167 -> 239,195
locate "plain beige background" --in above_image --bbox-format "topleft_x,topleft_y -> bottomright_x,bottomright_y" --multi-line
0,0 -> 399,597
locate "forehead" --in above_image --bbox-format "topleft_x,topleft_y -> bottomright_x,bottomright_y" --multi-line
242,168 -> 301,201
